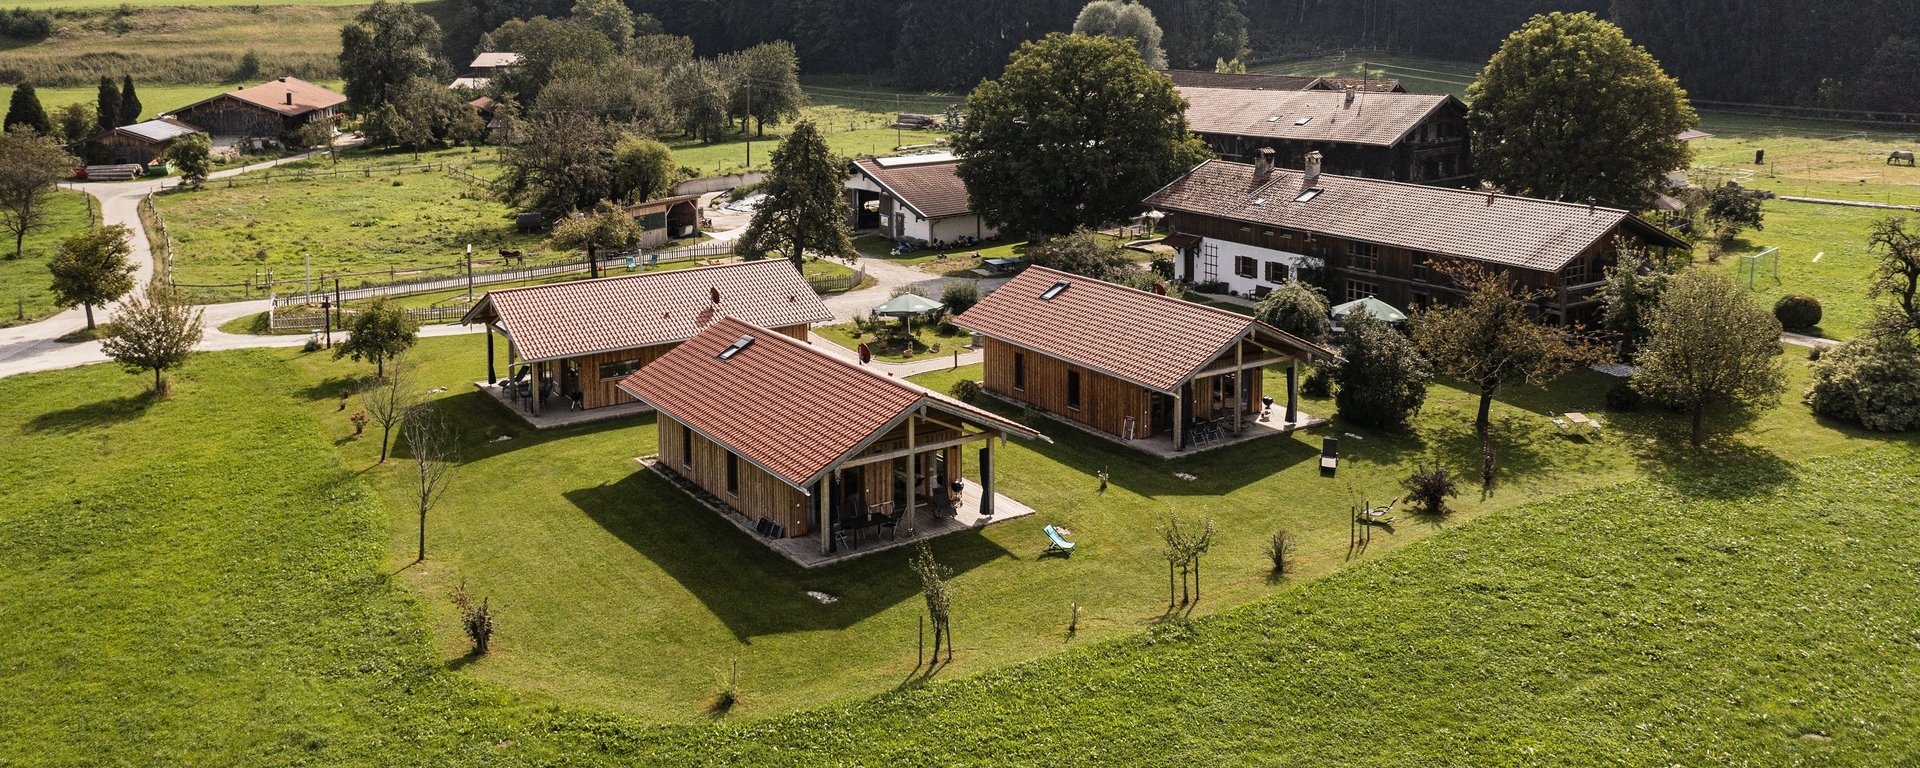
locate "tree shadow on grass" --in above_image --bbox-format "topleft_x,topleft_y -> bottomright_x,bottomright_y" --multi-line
292,374 -> 368,404
23,392 -> 154,434
1640,439 -> 1799,501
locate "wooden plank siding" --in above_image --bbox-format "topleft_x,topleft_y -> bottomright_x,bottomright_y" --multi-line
981,337 -> 1151,439
562,323 -> 810,410
658,417 -> 812,536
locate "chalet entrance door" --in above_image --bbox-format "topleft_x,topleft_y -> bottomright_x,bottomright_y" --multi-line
1150,392 -> 1172,435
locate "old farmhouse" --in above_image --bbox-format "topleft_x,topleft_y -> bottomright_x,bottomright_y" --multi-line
1144,153 -> 1691,325
956,266 -> 1334,454
1177,84 -> 1470,185
1166,69 -> 1407,93
169,77 -> 345,142
459,260 -> 832,417
846,153 -> 997,246
621,316 -> 1043,562
77,117 -> 201,165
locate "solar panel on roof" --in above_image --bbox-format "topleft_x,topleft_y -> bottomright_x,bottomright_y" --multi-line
872,152 -> 957,167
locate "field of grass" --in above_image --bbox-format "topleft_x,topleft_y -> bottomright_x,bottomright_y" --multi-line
0,5 -> 350,88
0,189 -> 96,327
1257,53 -> 1481,98
672,103 -> 948,176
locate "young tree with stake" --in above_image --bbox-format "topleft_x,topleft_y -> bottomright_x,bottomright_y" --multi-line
403,404 -> 457,561
358,357 -> 418,463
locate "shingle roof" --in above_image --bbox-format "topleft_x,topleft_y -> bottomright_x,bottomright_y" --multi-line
849,155 -> 975,220
115,117 -> 199,144
470,52 -> 522,69
1178,86 -> 1458,147
461,261 -> 834,362
179,77 -> 346,117
1145,160 -> 1689,272
1165,70 -> 1324,91
620,317 -> 1041,489
955,266 -> 1332,393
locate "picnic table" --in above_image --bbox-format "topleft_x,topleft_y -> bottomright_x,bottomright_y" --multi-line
1558,412 -> 1603,436
982,257 -> 1022,275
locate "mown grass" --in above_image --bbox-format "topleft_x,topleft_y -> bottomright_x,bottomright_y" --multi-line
814,320 -> 972,362
0,188 -> 96,327
673,100 -> 949,175
0,5 -> 351,87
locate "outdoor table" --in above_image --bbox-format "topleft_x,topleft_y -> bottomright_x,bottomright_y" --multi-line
983,258 -> 1020,274
1565,412 -> 1591,427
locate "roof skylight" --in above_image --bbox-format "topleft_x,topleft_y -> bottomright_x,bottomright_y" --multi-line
1039,281 -> 1070,301
717,335 -> 755,360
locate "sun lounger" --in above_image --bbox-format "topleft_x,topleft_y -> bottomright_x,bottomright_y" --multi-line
1043,524 -> 1075,556
1320,437 -> 1338,475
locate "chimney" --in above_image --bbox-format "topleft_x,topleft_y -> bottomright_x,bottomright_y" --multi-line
1344,87 -> 1356,108
285,91 -> 293,105
710,286 -> 721,304
1253,147 -> 1275,181
1303,151 -> 1323,183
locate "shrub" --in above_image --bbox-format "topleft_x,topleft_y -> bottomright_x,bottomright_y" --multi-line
948,379 -> 982,403
1301,364 -> 1333,398
451,581 -> 494,655
1604,380 -> 1642,411
1401,464 -> 1458,516
0,8 -> 53,41
1332,309 -> 1432,430
1774,294 -> 1823,331
1264,529 -> 1294,574
1191,280 -> 1228,295
1149,254 -> 1173,279
941,279 -> 980,314
1805,333 -> 1920,431
1255,280 -> 1332,342
546,207 -> 642,252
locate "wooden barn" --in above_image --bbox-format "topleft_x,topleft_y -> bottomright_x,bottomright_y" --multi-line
1144,154 -> 1691,325
77,117 -> 201,165
620,316 -> 1043,556
169,77 -> 345,141
459,260 -> 832,416
621,193 -> 704,248
955,266 -> 1334,453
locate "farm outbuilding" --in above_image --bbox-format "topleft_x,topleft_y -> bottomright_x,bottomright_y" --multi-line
845,153 -> 997,246
76,117 -> 201,166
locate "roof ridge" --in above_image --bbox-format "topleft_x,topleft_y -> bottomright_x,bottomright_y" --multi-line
711,315 -> 940,401
1202,159 -> 1635,217
482,259 -> 789,297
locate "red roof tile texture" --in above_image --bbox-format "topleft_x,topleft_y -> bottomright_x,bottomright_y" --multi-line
850,156 -> 975,219
1178,86 -> 1457,147
207,77 -> 347,116
1146,160 -> 1688,272
620,317 -> 1037,488
956,266 -> 1325,393
465,260 -> 833,362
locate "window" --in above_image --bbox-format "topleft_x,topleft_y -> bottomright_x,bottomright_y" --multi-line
1346,280 -> 1378,302
1293,188 -> 1323,203
716,335 -> 754,360
1234,255 -> 1258,278
598,358 -> 645,381
1561,260 -> 1590,284
1066,370 -> 1082,410
1410,251 -> 1431,282
1013,352 -> 1026,390
1040,280 -> 1070,300
1264,261 -> 1290,284
1348,242 -> 1379,272
725,451 -> 739,496
680,425 -> 692,468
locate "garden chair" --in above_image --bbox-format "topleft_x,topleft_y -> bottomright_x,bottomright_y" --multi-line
1551,417 -> 1569,432
1043,525 -> 1076,556
1320,437 -> 1339,475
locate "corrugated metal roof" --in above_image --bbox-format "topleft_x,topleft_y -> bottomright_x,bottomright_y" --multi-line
116,118 -> 199,143
1178,86 -> 1458,147
463,261 -> 834,362
850,156 -> 975,220
470,52 -> 522,68
621,317 -> 1041,489
1145,160 -> 1688,272
955,266 -> 1330,393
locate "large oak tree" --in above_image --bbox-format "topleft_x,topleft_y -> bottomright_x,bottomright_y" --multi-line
339,0 -> 446,112
954,32 -> 1210,237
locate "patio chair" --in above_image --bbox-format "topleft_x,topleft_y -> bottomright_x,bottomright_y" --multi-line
930,487 -> 956,518
1551,417 -> 1569,432
1320,437 -> 1339,475
1043,525 -> 1076,556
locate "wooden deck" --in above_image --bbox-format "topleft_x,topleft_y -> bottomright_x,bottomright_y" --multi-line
473,380 -> 655,429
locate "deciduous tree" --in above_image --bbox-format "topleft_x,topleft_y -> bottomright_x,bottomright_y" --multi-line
1868,216 -> 1920,333
1332,308 -> 1431,431
336,297 -> 418,379
1597,239 -> 1678,357
1073,0 -> 1166,70
1630,270 -> 1786,447
0,128 -> 75,261
1467,12 -> 1697,209
611,133 -> 679,203
1703,181 -> 1764,247
358,356 -> 418,463
737,120 -> 854,269
100,279 -> 204,395
164,133 -> 213,189
570,0 -> 637,49
4,83 -> 50,135
403,404 -> 457,561
955,33 -> 1210,236
56,102 -> 94,143
1024,228 -> 1133,281
733,41 -> 805,136
1412,263 -> 1606,487
339,0 -> 445,112
47,224 -> 136,330
1254,279 -> 1331,343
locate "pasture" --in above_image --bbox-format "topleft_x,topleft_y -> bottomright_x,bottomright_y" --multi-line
0,189 -> 97,327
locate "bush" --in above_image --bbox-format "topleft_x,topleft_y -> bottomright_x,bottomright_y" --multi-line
451,581 -> 494,655
1774,294 -> 1823,331
1263,529 -> 1294,574
941,279 -> 980,315
948,379 -> 982,403
1301,364 -> 1333,398
1332,310 -> 1431,430
1604,380 -> 1643,411
546,207 -> 642,252
1805,333 -> 1920,431
1254,280 -> 1332,342
1191,280 -> 1229,295
1401,465 -> 1458,516
0,8 -> 53,41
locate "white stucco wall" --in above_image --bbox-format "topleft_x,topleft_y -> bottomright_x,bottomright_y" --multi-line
1177,237 -> 1314,297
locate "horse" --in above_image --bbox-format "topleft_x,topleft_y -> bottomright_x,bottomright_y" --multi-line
1889,151 -> 1916,166
497,249 -> 525,265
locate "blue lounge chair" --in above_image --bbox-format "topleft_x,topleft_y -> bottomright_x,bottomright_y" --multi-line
1043,525 -> 1076,556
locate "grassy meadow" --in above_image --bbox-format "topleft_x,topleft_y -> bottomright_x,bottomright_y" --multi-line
0,5 -> 351,88
0,189 -> 96,327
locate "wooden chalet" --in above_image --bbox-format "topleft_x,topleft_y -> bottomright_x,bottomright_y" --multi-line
77,117 -> 201,165
1177,84 -> 1469,185
458,261 -> 832,415
1143,154 -> 1691,325
620,317 -> 1044,556
845,152 -> 997,245
620,193 -> 704,248
955,266 -> 1334,452
169,77 -> 345,141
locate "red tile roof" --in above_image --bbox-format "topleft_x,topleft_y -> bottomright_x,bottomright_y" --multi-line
178,77 -> 346,118
461,261 -> 833,362
1145,160 -> 1689,272
620,317 -> 1042,488
955,266 -> 1332,393
1178,86 -> 1459,147
849,155 -> 975,220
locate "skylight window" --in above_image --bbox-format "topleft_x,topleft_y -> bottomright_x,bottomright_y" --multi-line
1294,116 -> 1313,126
1039,280 -> 1070,301
716,335 -> 754,360
1265,115 -> 1280,123
1294,188 -> 1323,203
1251,197 -> 1267,206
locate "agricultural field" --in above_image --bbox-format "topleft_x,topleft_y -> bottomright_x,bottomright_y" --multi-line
0,5 -> 351,89
0,189 -> 96,327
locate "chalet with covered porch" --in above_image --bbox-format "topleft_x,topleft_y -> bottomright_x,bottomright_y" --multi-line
1177,85 -> 1470,185
1143,153 -> 1691,326
459,261 -> 832,419
955,266 -> 1334,454
620,317 -> 1044,563
846,153 -> 997,246
76,117 -> 201,165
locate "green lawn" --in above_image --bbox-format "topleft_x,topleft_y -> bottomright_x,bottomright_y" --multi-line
1257,54 -> 1481,98
672,100 -> 948,176
814,320 -> 972,362
0,6 -> 351,88
853,233 -> 1028,274
0,189 -> 97,327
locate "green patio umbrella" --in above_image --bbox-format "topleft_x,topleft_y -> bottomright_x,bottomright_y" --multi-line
1330,296 -> 1408,325
872,292 -> 946,336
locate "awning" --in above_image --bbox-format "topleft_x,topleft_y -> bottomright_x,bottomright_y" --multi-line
1160,233 -> 1200,249
873,292 -> 945,318
1331,296 -> 1407,324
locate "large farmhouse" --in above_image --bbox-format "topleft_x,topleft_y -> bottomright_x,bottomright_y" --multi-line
620,316 -> 1043,558
459,261 -> 832,416
1165,69 -> 1406,93
846,153 -> 997,246
1177,84 -> 1470,185
956,266 -> 1333,453
169,77 -> 345,142
1144,152 -> 1691,325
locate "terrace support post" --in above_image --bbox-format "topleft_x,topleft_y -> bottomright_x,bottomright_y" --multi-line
980,435 -> 996,518
1286,358 -> 1300,426
1171,388 -> 1184,451
1234,337 -> 1245,437
486,323 -> 497,384
820,470 -> 834,556
531,360 -> 542,418
906,413 -> 917,533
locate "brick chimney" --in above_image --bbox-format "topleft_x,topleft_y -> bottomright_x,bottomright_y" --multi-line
285,91 -> 294,106
1303,151 -> 1323,183
1253,147 -> 1275,181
